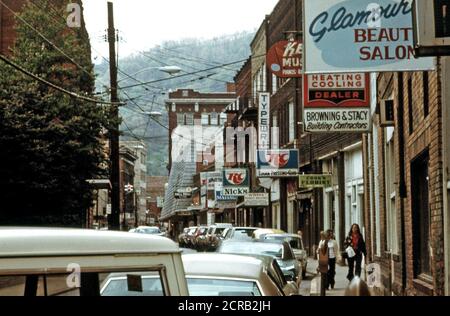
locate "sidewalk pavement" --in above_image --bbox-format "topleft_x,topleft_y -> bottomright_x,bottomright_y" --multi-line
300,258 -> 366,296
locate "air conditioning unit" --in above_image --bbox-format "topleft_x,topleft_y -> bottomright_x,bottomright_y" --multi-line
380,99 -> 395,127
413,0 -> 450,57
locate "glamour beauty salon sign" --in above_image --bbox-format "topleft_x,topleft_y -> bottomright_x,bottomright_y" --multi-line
304,0 -> 434,73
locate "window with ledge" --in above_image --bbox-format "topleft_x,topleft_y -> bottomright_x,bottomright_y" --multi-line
176,113 -> 185,126
210,112 -> 218,125
288,102 -> 295,142
385,127 -> 399,254
185,113 -> 194,125
411,150 -> 431,279
220,113 -> 227,125
201,113 -> 210,126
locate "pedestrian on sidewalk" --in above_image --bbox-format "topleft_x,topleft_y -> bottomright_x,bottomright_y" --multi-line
326,229 -> 340,290
317,231 -> 329,296
344,223 -> 367,282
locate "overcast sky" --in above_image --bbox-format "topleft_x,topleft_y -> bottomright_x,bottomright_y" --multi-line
82,0 -> 278,63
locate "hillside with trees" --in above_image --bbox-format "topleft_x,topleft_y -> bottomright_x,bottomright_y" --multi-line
94,31 -> 254,176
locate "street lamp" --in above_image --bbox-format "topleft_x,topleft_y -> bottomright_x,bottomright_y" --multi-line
118,66 -> 182,83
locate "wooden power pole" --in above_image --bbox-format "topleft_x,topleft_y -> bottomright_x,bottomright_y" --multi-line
107,1 -> 121,231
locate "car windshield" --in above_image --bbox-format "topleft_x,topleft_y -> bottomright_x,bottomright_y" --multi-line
231,231 -> 253,241
139,228 -> 161,234
186,278 -> 261,296
215,228 -> 226,235
101,276 -> 163,296
219,242 -> 284,259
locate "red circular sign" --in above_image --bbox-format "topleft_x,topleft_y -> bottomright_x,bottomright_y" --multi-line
266,40 -> 303,78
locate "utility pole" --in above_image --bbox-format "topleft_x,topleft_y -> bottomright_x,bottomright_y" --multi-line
107,1 -> 121,231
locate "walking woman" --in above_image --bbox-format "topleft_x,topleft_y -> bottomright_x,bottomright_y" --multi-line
326,229 -> 340,290
344,224 -> 367,281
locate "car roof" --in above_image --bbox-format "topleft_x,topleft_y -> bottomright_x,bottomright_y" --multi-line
182,253 -> 265,280
210,223 -> 233,228
234,227 -> 258,230
265,233 -> 301,239
0,227 -> 179,257
137,226 -> 160,229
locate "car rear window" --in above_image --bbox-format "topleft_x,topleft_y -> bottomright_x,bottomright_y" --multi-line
186,278 -> 261,296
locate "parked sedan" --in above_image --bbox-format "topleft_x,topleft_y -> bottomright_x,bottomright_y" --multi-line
217,240 -> 302,287
133,226 -> 166,237
252,228 -> 285,240
182,253 -> 285,296
222,227 -> 258,242
100,253 -> 285,296
264,234 -> 308,278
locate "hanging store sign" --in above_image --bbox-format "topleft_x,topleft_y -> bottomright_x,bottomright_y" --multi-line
206,172 -> 222,190
245,193 -> 270,207
303,73 -> 371,132
267,40 -> 303,78
257,150 -> 299,178
222,169 -> 250,196
216,201 -> 237,209
215,182 -> 237,201
304,0 -> 435,73
299,174 -> 333,188
258,92 -> 271,150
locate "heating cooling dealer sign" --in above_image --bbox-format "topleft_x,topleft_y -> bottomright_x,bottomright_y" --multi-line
304,73 -> 371,132
304,0 -> 434,73
222,169 -> 250,196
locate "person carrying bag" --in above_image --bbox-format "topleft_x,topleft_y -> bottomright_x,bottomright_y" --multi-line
344,223 -> 367,282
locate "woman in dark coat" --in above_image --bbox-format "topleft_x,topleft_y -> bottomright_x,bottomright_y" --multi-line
344,223 -> 367,281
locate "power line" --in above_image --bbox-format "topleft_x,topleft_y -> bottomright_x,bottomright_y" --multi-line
0,53 -> 122,106
120,59 -> 248,90
0,0 -> 108,87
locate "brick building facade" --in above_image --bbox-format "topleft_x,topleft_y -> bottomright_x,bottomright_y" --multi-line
364,62 -> 449,295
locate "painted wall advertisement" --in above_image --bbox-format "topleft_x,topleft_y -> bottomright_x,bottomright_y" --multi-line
304,0 -> 435,73
258,92 -> 270,150
266,40 -> 303,78
257,150 -> 299,178
222,169 -> 250,196
303,73 -> 371,132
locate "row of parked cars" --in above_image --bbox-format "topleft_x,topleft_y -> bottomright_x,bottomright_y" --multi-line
178,224 -> 308,283
0,227 -> 307,296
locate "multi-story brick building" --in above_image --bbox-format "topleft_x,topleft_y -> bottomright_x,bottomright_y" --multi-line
146,176 -> 168,225
364,60 -> 450,296
161,88 -> 236,233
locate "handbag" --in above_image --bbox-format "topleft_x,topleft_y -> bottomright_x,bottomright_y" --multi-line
345,246 -> 356,258
318,243 -> 329,273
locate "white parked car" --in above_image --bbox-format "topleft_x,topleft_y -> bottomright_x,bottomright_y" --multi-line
133,226 -> 166,237
0,227 -> 188,296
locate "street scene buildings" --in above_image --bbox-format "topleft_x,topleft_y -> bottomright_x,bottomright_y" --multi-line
0,0 -> 449,298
